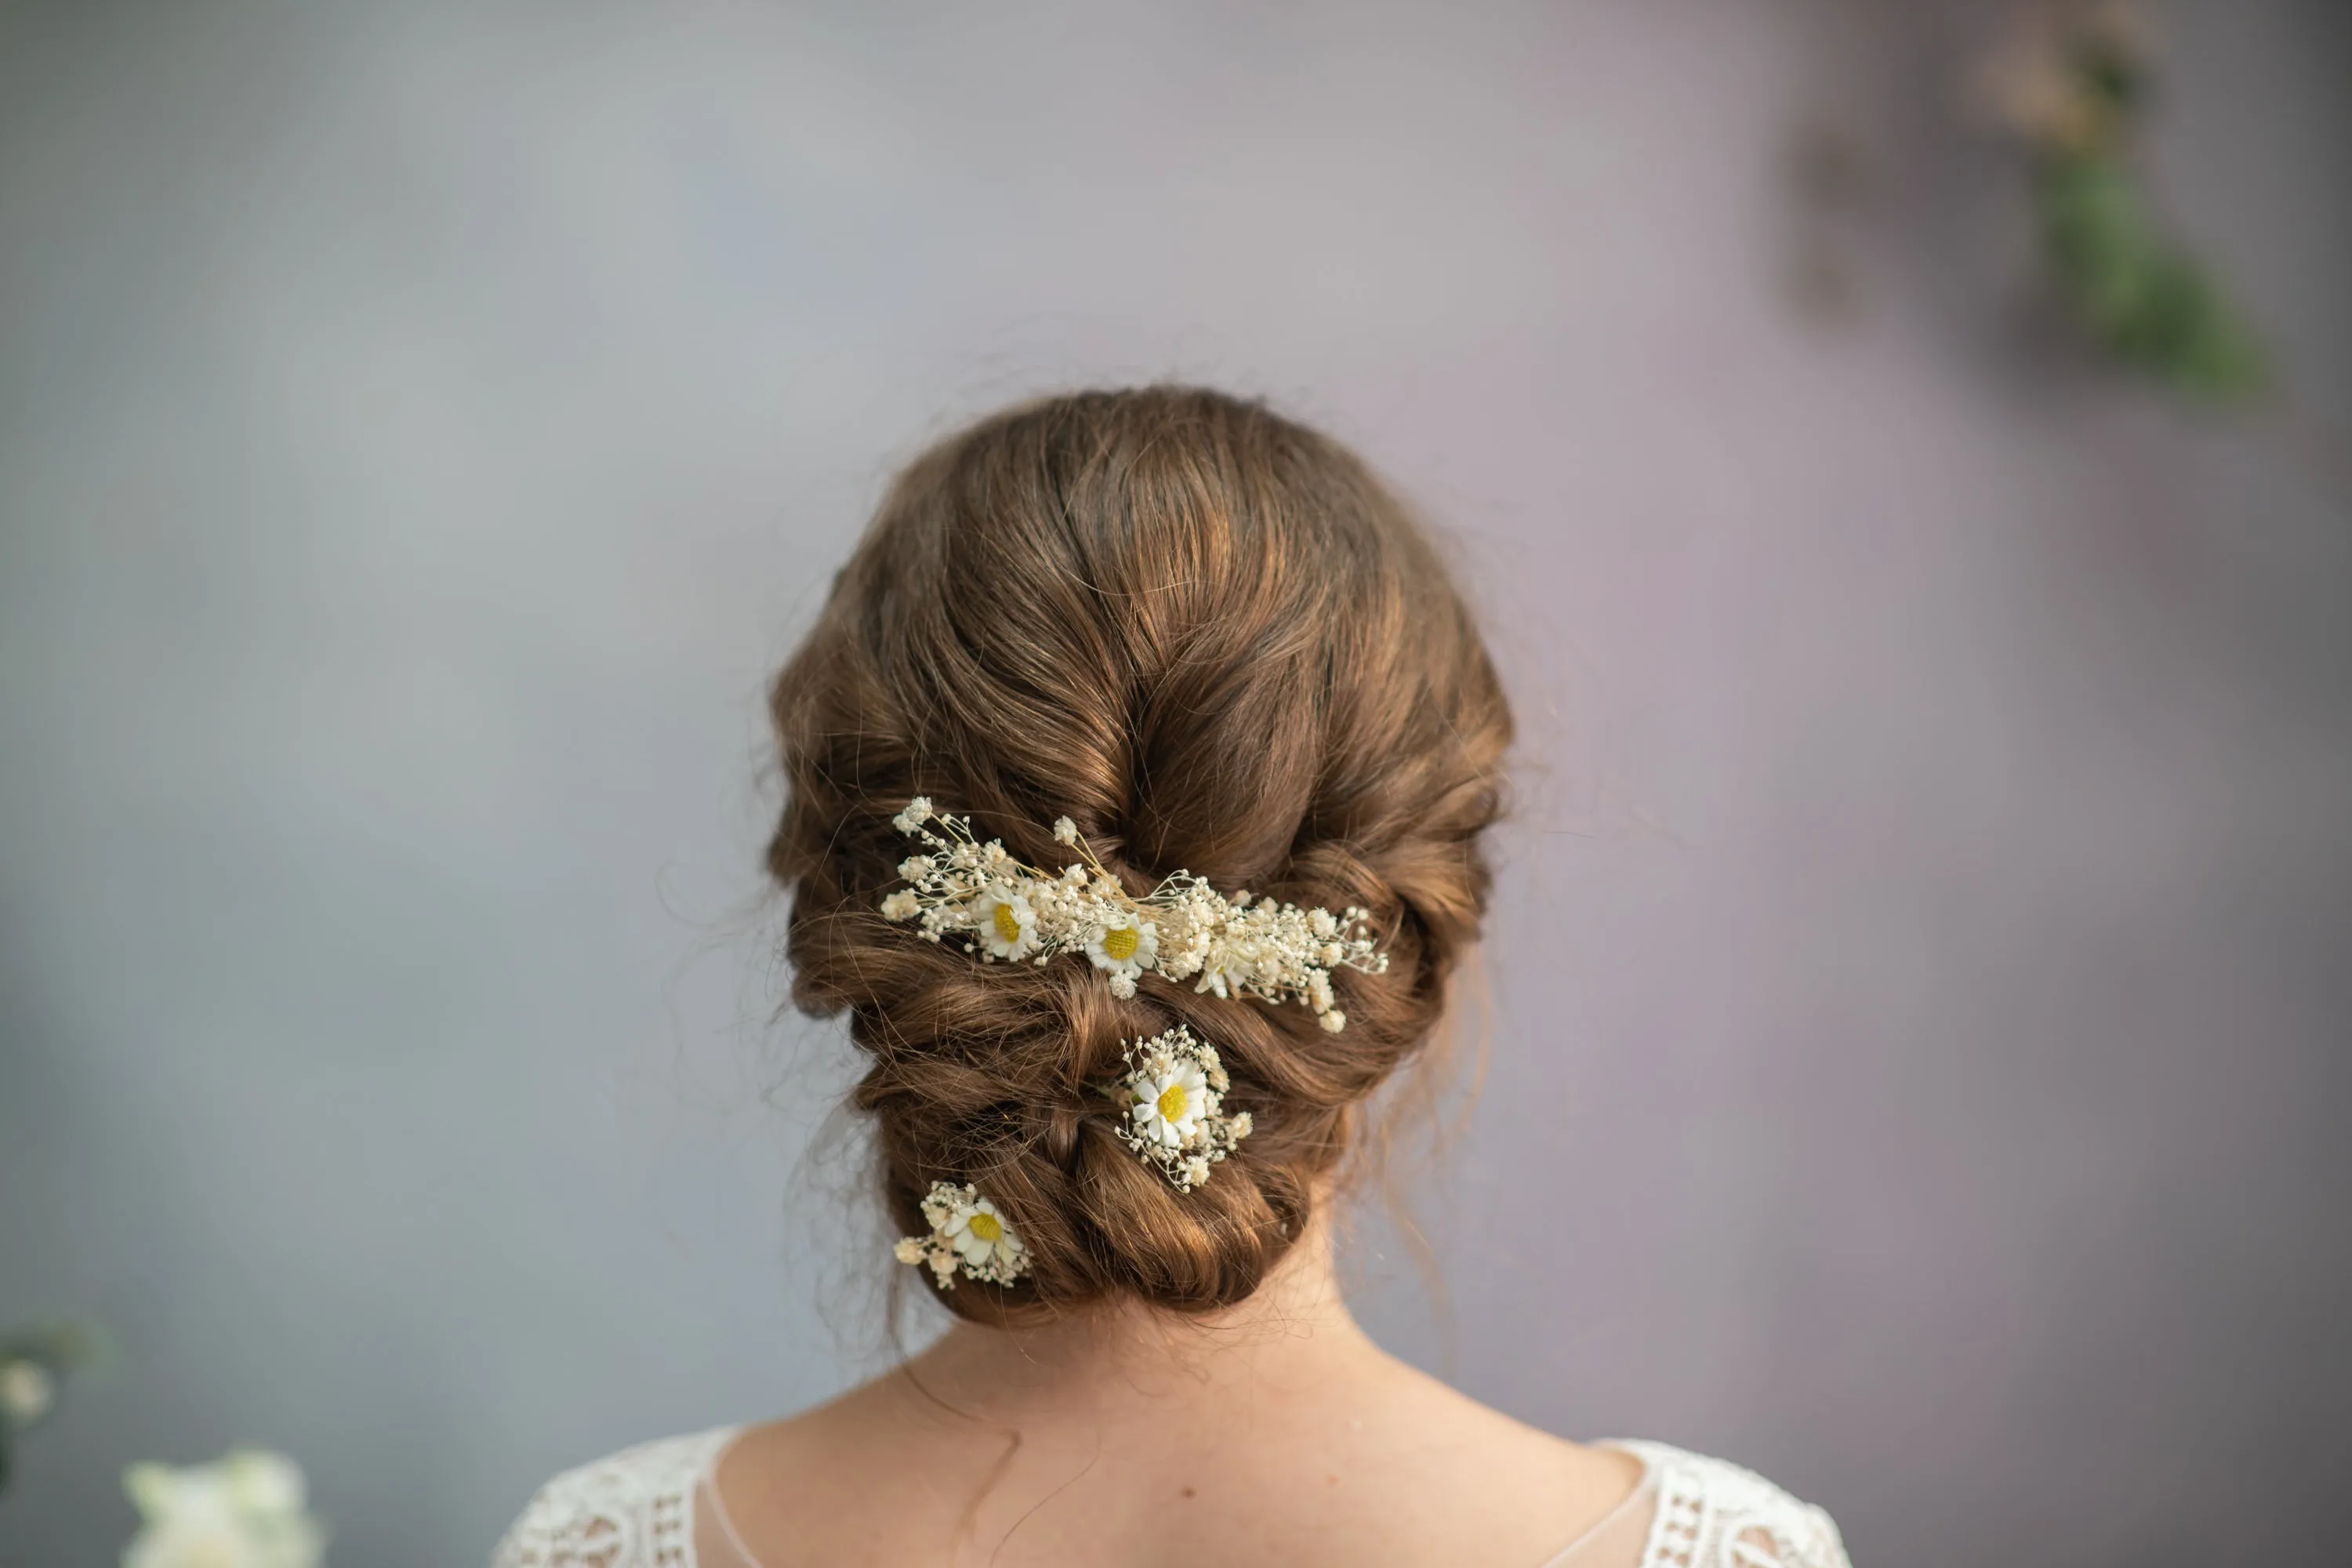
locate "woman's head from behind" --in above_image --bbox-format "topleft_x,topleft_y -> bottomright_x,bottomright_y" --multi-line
767,387 -> 1512,1325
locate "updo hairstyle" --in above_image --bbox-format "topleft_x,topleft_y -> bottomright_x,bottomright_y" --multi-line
765,387 -> 1512,1324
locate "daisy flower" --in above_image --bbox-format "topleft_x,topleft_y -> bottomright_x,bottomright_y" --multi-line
1192,949 -> 1253,1000
1084,914 -> 1160,996
897,1181 -> 1030,1287
969,884 -> 1038,960
1131,1055 -> 1210,1148
945,1195 -> 1023,1273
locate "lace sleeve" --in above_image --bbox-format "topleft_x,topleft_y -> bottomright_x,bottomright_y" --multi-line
490,1428 -> 739,1568
1612,1442 -> 1851,1568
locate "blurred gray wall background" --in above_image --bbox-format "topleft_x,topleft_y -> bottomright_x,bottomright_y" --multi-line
3,2 -> 2347,1563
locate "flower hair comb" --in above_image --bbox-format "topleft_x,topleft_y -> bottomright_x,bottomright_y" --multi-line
894,1181 -> 1029,1287
878,798 -> 1386,1032
1113,1024 -> 1252,1191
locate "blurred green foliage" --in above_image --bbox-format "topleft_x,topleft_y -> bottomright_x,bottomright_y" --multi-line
2005,5 -> 2266,398
2036,154 -> 2264,396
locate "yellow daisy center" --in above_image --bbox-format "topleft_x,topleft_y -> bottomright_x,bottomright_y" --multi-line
967,1211 -> 1002,1243
1102,924 -> 1139,962
992,902 -> 1024,943
1156,1082 -> 1189,1121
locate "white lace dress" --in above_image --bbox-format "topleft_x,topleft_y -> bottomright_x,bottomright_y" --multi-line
491,1426 -> 1850,1568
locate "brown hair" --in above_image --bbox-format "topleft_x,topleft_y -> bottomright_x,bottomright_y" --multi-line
765,387 -> 1512,1323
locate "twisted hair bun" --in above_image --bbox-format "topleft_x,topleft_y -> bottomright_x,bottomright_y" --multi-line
766,387 -> 1512,1322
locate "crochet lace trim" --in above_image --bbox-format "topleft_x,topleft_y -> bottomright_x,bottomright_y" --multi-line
1611,1440 -> 1851,1568
490,1428 -> 738,1568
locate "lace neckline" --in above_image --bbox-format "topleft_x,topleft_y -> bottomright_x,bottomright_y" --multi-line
698,1427 -> 1657,1568
1536,1446 -> 1658,1566
700,1428 -> 761,1566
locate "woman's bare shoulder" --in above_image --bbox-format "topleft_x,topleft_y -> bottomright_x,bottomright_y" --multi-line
710,1360 -> 1649,1568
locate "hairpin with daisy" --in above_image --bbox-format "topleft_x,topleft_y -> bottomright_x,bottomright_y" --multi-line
1112,1025 -> 1253,1192
879,798 -> 1385,1033
893,1181 -> 1029,1288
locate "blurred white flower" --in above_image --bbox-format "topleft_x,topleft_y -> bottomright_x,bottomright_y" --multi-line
123,1450 -> 325,1568
0,1358 -> 53,1425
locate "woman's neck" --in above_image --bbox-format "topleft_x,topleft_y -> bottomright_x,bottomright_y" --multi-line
891,1219 -> 1390,1425
714,1215 -> 1646,1568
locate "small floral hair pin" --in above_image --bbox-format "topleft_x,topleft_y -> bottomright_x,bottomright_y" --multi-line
1113,1024 -> 1252,1192
880,798 -> 1385,1032
893,1181 -> 1029,1288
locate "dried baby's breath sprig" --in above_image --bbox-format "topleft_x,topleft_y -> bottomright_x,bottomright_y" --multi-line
892,1180 -> 1029,1288
880,798 -> 1385,1030
1112,1024 -> 1252,1191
